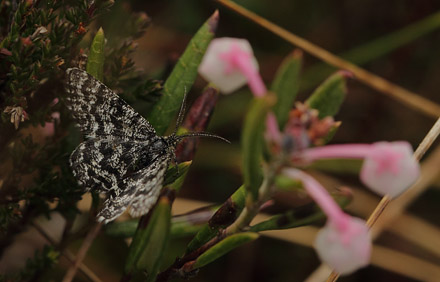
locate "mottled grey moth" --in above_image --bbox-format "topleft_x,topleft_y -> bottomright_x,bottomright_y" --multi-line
65,68 -> 226,223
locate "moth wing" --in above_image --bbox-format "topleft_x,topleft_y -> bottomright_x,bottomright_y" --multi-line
69,138 -> 146,193
97,189 -> 135,224
65,68 -> 156,141
128,153 -> 170,218
97,153 -> 170,223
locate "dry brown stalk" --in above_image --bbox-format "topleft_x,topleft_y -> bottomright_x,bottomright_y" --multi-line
217,0 -> 440,119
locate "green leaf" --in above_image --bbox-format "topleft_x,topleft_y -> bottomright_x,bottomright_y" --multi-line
86,27 -> 105,81
306,72 -> 348,118
271,50 -> 302,128
242,95 -> 276,200
185,185 -> 246,254
105,220 -> 138,238
249,189 -> 352,232
147,11 -> 218,135
105,206 -> 212,239
124,197 -> 171,281
168,161 -> 192,192
163,161 -> 192,187
309,158 -> 363,175
192,232 -> 259,269
274,175 -> 302,191
250,208 -> 323,232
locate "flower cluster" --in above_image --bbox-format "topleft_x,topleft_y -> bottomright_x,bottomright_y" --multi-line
198,37 -> 421,275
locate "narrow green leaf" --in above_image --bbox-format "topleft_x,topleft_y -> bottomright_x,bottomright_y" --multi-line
185,185 -> 246,254
124,197 -> 171,280
250,209 -> 323,232
168,161 -> 192,192
86,27 -> 105,81
163,161 -> 192,187
274,175 -> 302,192
147,11 -> 219,135
105,207 -> 212,239
271,50 -> 302,128
309,158 -> 363,175
242,96 -> 276,200
249,189 -> 352,232
306,72 -> 348,118
192,232 -> 259,269
185,224 -> 218,254
105,220 -> 138,238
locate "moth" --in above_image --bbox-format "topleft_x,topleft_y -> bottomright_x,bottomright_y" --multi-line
65,68 -> 226,223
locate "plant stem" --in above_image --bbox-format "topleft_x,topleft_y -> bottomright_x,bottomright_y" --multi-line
32,222 -> 102,282
62,222 -> 103,282
226,155 -> 283,235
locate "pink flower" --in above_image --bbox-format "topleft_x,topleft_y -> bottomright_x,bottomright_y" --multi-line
302,141 -> 420,198
315,217 -> 371,275
360,141 -> 419,198
283,168 -> 371,275
198,37 -> 266,96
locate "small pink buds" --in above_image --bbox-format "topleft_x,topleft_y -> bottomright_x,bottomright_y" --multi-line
283,168 -> 371,275
315,217 -> 371,275
198,37 -> 266,96
360,141 -> 420,198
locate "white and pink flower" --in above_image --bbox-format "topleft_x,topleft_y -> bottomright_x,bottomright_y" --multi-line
198,37 -> 266,96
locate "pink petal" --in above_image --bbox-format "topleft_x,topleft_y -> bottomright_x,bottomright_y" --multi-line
360,141 -> 420,198
198,37 -> 262,95
315,217 -> 371,275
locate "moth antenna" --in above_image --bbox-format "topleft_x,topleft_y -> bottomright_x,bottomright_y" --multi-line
178,132 -> 231,144
174,86 -> 188,135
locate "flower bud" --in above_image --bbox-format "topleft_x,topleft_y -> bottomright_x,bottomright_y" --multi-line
360,141 -> 420,198
198,37 -> 262,95
315,217 -> 371,275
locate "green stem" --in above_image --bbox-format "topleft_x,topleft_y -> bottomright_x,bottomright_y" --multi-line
226,155 -> 284,235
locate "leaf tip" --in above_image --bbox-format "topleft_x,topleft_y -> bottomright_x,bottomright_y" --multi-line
292,48 -> 303,59
208,10 -> 220,33
337,70 -> 354,79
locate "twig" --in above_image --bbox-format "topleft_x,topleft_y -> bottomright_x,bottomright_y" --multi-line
326,117 -> 440,281
62,222 -> 103,282
216,0 -> 440,119
31,222 -> 102,282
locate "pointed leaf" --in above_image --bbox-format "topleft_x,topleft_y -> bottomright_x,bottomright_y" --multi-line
163,161 -> 192,187
185,185 -> 246,253
147,11 -> 219,135
306,71 -> 348,118
250,188 -> 352,232
271,50 -> 302,128
86,27 -> 105,81
124,196 -> 171,281
192,232 -> 259,269
242,95 -> 276,200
